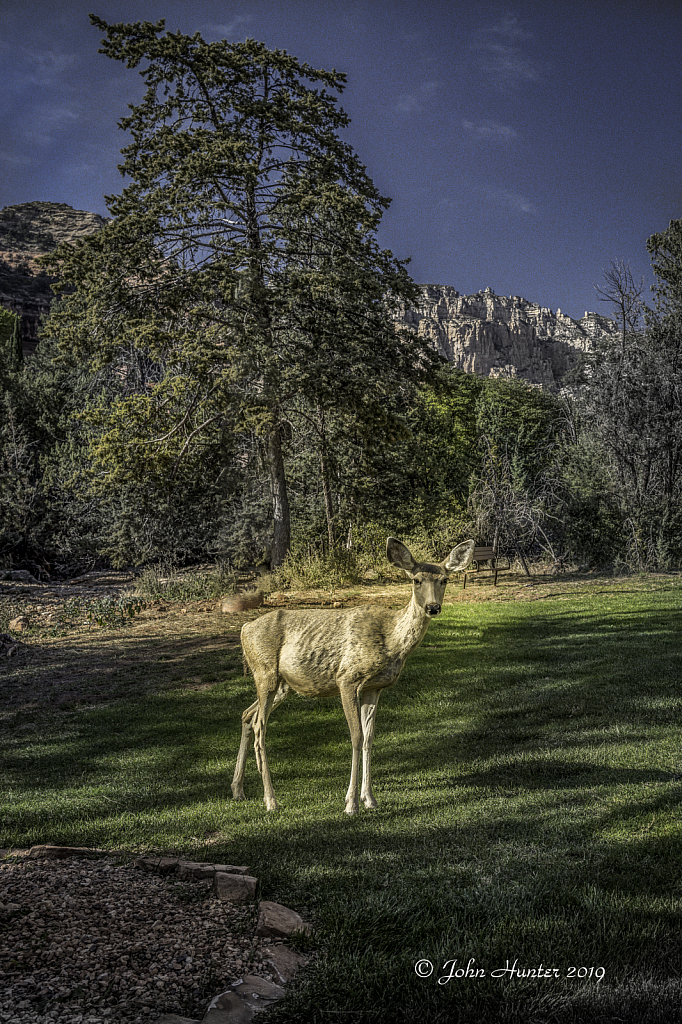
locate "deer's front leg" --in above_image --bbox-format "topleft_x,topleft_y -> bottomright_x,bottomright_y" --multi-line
340,686 -> 363,815
253,685 -> 282,812
360,690 -> 381,809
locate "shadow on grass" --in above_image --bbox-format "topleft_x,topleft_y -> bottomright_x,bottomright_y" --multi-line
4,596 -> 682,807
4,591 -> 682,1023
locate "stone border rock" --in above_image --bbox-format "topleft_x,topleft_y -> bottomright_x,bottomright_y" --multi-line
1,846 -> 312,1023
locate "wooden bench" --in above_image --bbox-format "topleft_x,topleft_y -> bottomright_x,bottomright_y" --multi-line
462,545 -> 511,588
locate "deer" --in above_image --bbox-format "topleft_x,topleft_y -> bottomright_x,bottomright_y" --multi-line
231,536 -> 475,815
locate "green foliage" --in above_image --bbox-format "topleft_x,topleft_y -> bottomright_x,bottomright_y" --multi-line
136,560 -> 236,601
475,376 -> 562,487
0,327 -> 110,571
360,367 -> 564,562
271,548 -> 363,590
549,221 -> 682,570
354,366 -> 478,531
0,310 -> 40,565
568,307 -> 682,570
0,306 -> 22,371
647,217 -> 682,311
39,17 -> 434,567
554,437 -> 625,566
59,594 -> 148,628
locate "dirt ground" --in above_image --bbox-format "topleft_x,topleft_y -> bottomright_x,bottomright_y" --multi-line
2,564 -> 680,714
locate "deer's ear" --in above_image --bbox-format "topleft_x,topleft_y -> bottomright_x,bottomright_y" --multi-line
386,537 -> 418,576
443,539 -> 476,574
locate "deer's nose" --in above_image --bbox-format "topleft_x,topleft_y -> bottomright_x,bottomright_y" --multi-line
425,603 -> 441,616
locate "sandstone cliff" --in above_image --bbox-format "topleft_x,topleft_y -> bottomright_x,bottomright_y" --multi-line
1,202 -> 618,384
400,285 -> 619,388
0,201 -> 108,355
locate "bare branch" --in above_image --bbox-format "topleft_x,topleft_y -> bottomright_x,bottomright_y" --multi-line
595,258 -> 645,356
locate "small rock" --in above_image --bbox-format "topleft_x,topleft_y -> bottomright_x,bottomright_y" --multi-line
8,616 -> 29,632
230,974 -> 285,1010
135,855 -> 182,873
203,991 -> 253,1022
214,872 -> 258,903
265,944 -> 309,984
220,592 -> 264,614
27,845 -> 103,860
212,863 -> 250,875
256,900 -> 312,938
150,1015 -> 200,1024
177,861 -> 250,880
176,859 -> 207,879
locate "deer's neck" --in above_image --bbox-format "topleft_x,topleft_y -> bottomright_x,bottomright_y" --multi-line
390,592 -> 432,659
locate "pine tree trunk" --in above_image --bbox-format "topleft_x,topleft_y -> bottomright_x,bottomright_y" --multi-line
317,402 -> 336,551
266,423 -> 291,567
320,450 -> 336,551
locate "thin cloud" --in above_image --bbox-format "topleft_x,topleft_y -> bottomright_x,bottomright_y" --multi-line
459,12 -> 540,89
18,48 -> 77,86
470,41 -> 539,83
22,102 -> 81,146
488,187 -> 537,214
487,13 -> 534,42
206,15 -> 253,39
438,185 -> 537,219
462,120 -> 518,143
0,149 -> 33,167
395,80 -> 439,114
63,161 -> 98,175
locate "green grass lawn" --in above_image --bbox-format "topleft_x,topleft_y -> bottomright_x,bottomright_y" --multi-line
2,576 -> 682,1022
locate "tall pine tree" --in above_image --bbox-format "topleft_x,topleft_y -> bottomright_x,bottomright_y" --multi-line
42,18 -> 435,564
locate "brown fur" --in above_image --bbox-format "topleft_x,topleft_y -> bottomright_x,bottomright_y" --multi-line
231,537 -> 475,814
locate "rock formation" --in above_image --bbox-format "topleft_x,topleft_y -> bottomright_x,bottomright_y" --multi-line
0,201 -> 108,356
399,284 -> 619,388
0,202 -> 619,385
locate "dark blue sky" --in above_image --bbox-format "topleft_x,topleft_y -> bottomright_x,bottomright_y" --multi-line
2,0 -> 681,319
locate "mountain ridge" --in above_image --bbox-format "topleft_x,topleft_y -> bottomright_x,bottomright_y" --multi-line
0,201 -> 110,355
0,201 -> 619,382
399,284 -> 619,388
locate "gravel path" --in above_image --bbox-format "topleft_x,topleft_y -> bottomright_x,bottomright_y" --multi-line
0,854 -> 279,1023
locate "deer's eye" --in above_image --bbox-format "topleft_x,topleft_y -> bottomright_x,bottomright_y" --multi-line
414,579 -> 421,586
